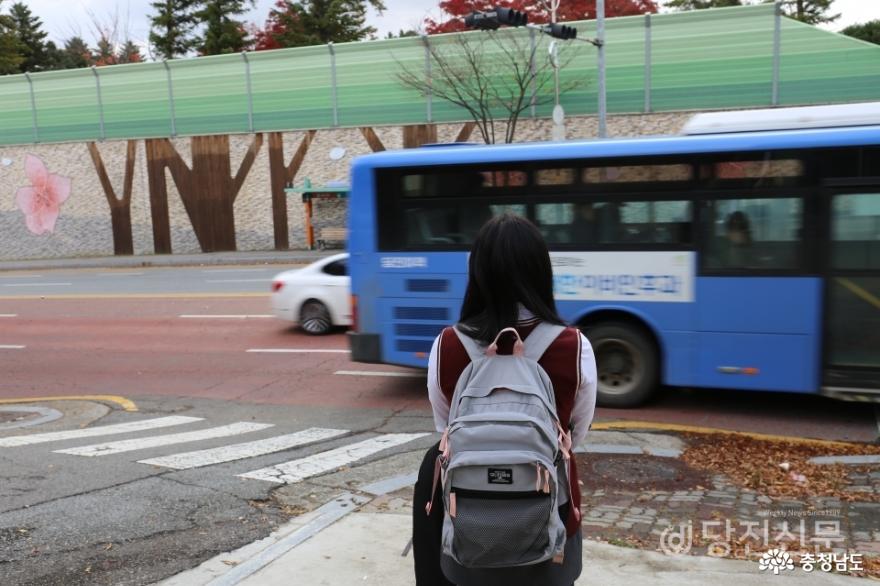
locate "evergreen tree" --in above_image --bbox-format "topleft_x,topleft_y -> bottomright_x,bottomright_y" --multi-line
385,29 -> 418,39
264,0 -> 386,48
149,0 -> 198,59
665,0 -> 742,10
841,20 -> 880,45
59,36 -> 93,69
193,0 -> 254,55
776,0 -> 838,25
8,2 -> 51,72
117,40 -> 145,63
0,0 -> 25,74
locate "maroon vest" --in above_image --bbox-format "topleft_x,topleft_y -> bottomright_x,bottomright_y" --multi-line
437,323 -> 583,538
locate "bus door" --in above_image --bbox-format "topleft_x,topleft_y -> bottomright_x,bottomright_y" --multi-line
695,191 -> 822,393
822,188 -> 880,396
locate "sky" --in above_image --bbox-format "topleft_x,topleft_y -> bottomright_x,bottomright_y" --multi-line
18,0 -> 880,50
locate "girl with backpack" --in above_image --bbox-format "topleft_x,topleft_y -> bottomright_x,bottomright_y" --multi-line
413,214 -> 598,586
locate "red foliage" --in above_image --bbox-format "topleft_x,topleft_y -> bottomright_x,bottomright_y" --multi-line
425,0 -> 658,34
253,0 -> 291,51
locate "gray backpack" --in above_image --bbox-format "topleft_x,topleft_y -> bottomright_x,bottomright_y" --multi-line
425,323 -> 577,568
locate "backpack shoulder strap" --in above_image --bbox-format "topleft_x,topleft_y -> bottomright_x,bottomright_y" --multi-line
452,325 -> 487,362
523,322 -> 567,362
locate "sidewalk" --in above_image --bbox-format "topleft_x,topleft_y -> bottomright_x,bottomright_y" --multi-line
0,249 -> 338,272
152,430 -> 876,586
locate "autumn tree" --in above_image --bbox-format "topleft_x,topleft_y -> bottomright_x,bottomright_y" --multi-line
253,0 -> 386,50
425,0 -> 658,34
395,31 -> 586,143
841,20 -> 880,45
149,0 -> 199,59
194,0 -> 254,55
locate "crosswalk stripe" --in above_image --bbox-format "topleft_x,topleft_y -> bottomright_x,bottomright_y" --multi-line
238,433 -> 430,484
138,427 -> 349,470
0,415 -> 203,447
53,422 -> 274,457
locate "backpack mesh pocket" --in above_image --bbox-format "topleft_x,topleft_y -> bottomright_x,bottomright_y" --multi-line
451,490 -> 552,568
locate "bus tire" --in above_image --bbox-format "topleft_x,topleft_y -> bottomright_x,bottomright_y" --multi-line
581,322 -> 659,408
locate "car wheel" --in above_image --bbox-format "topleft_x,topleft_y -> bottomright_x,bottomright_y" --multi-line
581,322 -> 659,408
300,300 -> 333,335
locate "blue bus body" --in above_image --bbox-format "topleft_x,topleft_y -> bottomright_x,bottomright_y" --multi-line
348,125 -> 880,401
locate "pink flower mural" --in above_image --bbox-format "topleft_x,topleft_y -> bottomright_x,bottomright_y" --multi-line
14,154 -> 72,235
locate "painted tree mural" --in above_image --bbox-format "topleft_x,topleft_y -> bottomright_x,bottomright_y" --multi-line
88,141 -> 137,255
145,134 -> 263,253
268,130 -> 316,250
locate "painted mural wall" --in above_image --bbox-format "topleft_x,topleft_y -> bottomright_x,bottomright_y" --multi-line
0,112 -> 690,261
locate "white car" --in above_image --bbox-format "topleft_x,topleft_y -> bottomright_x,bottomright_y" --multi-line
270,253 -> 351,335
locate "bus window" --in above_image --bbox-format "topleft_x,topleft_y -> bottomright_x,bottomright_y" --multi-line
401,205 -> 512,248
831,193 -> 880,270
701,198 -> 803,270
703,157 -> 803,189
535,200 -> 692,245
582,164 -> 691,184
535,169 -> 575,185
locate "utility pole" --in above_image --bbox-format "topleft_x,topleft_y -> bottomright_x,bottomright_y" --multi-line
597,0 -> 607,138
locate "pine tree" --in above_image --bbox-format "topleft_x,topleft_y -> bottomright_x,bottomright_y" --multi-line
841,20 -> 880,45
8,2 -> 51,72
776,0 -> 838,25
193,0 -> 254,55
665,0 -> 743,10
0,0 -> 25,74
149,0 -> 198,59
117,40 -> 144,63
59,36 -> 93,69
262,0 -> 386,48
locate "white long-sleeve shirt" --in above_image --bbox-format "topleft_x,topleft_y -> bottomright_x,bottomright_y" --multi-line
427,310 -> 597,447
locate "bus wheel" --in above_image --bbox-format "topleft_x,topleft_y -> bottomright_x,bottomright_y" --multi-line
300,300 -> 333,335
581,322 -> 659,408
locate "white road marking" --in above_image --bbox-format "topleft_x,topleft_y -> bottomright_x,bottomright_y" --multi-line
181,315 -> 276,319
3,283 -> 71,287
138,427 -> 349,470
53,422 -> 273,457
0,345 -> 25,349
239,433 -> 430,484
0,314 -> 18,317
249,349 -> 350,353
205,279 -> 271,283
334,370 -> 426,377
97,272 -> 143,276
0,415 -> 203,447
202,268 -> 269,273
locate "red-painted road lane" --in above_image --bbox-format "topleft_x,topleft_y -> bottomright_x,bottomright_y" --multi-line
0,297 -> 877,443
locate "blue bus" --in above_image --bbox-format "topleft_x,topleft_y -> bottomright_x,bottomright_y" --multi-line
347,104 -> 880,407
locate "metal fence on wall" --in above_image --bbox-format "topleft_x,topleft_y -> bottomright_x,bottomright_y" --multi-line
0,3 -> 877,147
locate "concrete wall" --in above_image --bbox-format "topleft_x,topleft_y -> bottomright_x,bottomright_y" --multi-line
0,112 -> 692,261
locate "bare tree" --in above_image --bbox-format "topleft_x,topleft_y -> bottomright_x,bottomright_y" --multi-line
395,30 -> 587,144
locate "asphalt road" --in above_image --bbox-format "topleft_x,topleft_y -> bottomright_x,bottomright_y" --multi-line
0,264 -> 878,585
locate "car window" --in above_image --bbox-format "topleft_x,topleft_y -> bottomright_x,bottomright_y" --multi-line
322,259 -> 348,277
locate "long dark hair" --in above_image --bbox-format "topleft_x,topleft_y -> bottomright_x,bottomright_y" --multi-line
458,214 -> 565,345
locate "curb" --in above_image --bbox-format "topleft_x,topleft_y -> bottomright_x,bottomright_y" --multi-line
0,395 -> 139,412
591,420 -> 870,449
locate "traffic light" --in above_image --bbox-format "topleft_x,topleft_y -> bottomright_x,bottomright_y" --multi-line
545,23 -> 577,40
495,7 -> 528,27
464,7 -> 528,31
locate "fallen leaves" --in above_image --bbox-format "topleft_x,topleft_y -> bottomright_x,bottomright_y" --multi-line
680,432 -> 880,502
221,560 -> 238,566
